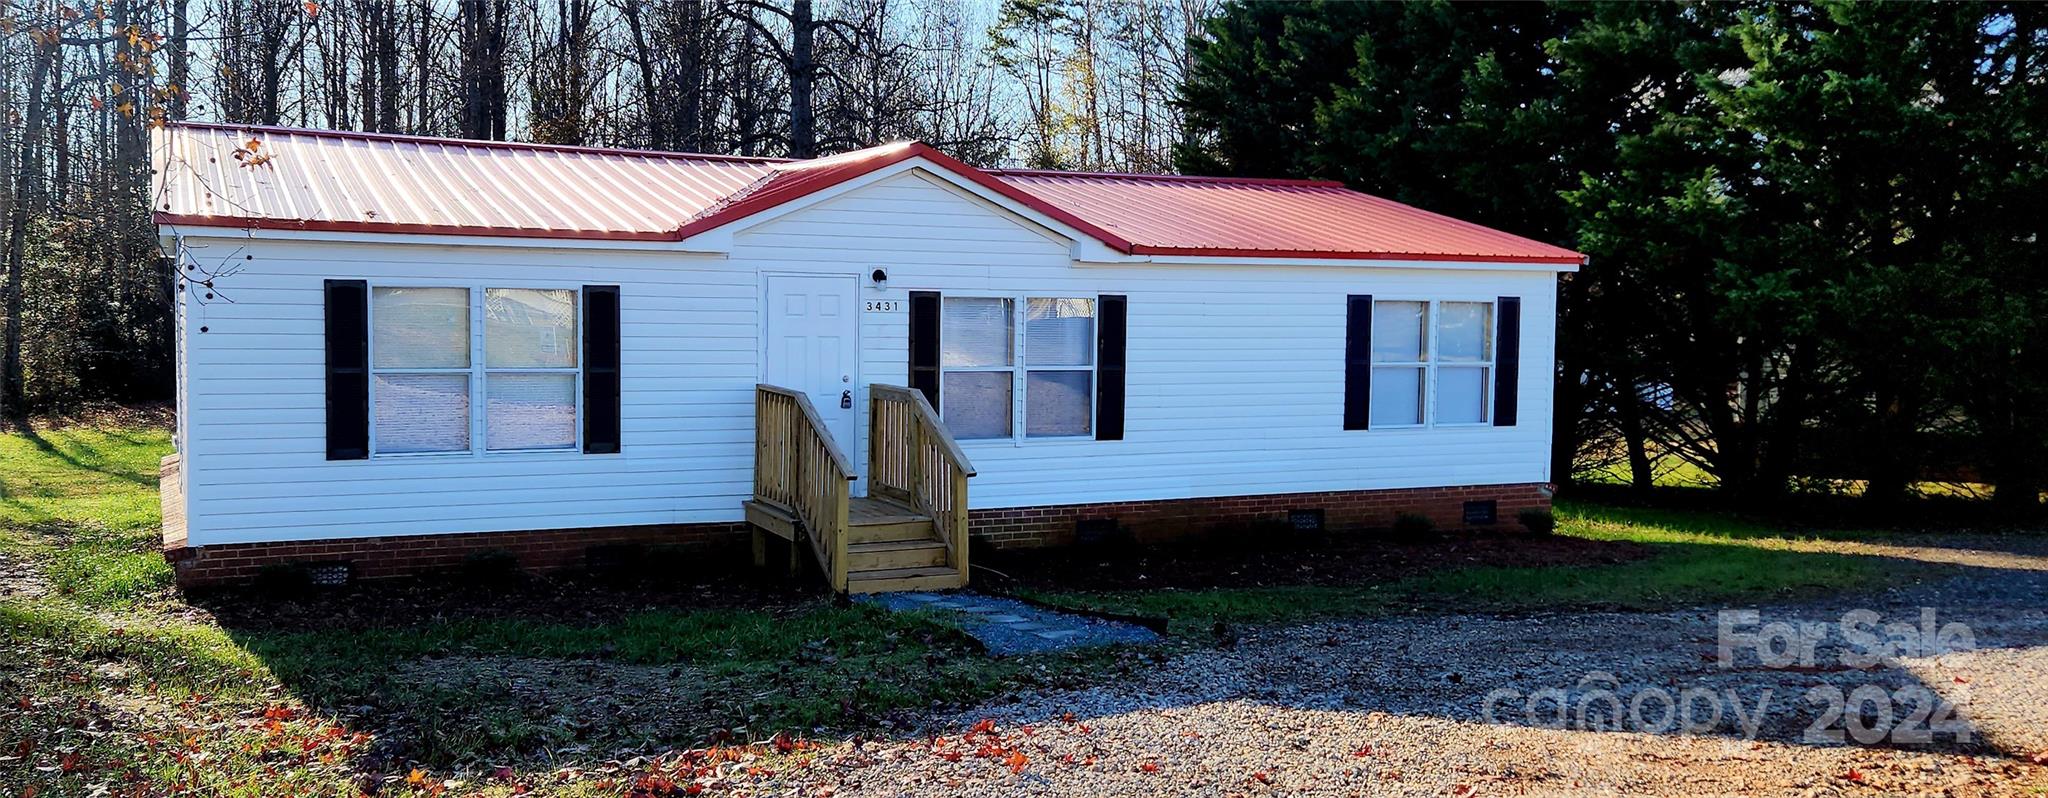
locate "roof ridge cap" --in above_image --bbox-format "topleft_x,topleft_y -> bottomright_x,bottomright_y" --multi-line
163,121 -> 792,165
990,167 -> 1345,188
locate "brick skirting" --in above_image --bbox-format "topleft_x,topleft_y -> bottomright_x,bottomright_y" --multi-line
166,521 -> 750,588
968,483 -> 1554,549
165,483 -> 1550,587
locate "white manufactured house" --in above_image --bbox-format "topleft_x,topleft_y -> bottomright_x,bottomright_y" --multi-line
153,123 -> 1583,593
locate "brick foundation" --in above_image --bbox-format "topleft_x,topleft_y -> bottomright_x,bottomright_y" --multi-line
166,521 -> 750,588
165,483 -> 1550,587
968,483 -> 1554,549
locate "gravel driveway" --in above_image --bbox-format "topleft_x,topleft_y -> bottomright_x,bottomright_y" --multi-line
714,537 -> 2048,796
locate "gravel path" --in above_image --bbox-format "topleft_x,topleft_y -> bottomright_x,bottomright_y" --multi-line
714,538 -> 2048,796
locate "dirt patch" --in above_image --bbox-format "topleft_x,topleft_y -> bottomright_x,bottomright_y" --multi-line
977,529 -> 1653,593
374,656 -> 717,765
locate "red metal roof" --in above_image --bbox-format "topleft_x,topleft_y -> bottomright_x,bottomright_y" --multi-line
154,123 -> 1584,264
153,123 -> 781,240
990,170 -> 1584,263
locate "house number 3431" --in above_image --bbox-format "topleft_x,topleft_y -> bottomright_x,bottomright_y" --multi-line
864,300 -> 902,313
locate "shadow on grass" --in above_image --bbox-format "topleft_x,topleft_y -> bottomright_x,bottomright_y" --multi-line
178,563 -> 1156,772
12,425 -> 158,489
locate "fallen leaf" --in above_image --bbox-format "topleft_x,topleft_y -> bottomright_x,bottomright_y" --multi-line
1139,762 -> 1159,773
1841,769 -> 1865,783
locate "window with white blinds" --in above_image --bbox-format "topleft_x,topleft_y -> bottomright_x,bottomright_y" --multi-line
369,286 -> 582,455
1368,298 -> 1493,429
371,287 -> 472,453
484,288 -> 578,451
939,295 -> 1095,441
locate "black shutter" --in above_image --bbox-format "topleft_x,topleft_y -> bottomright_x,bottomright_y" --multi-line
1096,294 -> 1127,441
1494,296 -> 1521,426
1343,295 -> 1373,430
324,279 -> 369,460
583,285 -> 622,453
908,291 -> 941,407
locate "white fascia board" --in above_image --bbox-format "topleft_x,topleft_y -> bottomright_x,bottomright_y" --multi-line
154,224 -> 734,255
1071,252 -> 1581,273
673,159 -> 1087,251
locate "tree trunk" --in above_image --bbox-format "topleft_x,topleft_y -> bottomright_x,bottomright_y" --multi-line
1617,379 -> 1654,494
169,0 -> 191,119
1,42 -> 55,420
789,0 -> 816,158
376,1 -> 400,132
415,0 -> 433,132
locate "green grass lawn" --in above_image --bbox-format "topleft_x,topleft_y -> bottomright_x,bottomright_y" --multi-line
0,424 -> 175,606
0,416 -> 2007,795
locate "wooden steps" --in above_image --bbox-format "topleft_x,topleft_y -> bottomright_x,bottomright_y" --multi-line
750,384 -> 974,595
846,538 -> 948,569
844,565 -> 963,594
746,495 -> 965,593
843,497 -> 964,592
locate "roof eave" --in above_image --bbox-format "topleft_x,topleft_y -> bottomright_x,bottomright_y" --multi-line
1124,244 -> 1586,266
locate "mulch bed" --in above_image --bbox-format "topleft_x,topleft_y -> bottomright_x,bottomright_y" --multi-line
975,529 -> 1655,593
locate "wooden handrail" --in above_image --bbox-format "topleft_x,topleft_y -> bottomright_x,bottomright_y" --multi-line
868,384 -> 974,584
755,384 -> 858,479
755,384 -> 856,591
869,384 -> 976,476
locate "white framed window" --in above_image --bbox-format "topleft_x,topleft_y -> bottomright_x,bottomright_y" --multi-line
1369,298 -> 1492,428
939,295 -> 1096,441
369,285 -> 582,456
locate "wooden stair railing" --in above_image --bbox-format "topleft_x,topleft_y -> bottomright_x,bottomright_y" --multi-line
867,384 -> 976,586
752,384 -> 857,591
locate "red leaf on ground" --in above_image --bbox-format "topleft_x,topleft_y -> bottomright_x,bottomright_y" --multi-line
1251,771 -> 1272,784
1353,744 -> 1375,757
1006,751 -> 1029,774
1842,769 -> 1865,783
1451,784 -> 1477,798
970,719 -> 996,735
1139,762 -> 1160,773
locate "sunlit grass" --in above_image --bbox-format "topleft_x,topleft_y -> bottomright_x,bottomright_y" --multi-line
0,424 -> 169,532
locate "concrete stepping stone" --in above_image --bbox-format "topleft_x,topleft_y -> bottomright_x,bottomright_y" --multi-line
857,591 -> 1161,655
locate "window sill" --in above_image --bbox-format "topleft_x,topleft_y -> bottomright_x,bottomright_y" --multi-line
368,448 -> 592,461
958,435 -> 1104,448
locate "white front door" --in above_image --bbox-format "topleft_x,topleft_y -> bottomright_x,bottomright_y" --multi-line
764,274 -> 859,463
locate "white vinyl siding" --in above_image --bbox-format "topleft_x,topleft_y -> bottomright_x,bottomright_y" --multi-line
173,169 -> 1557,547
